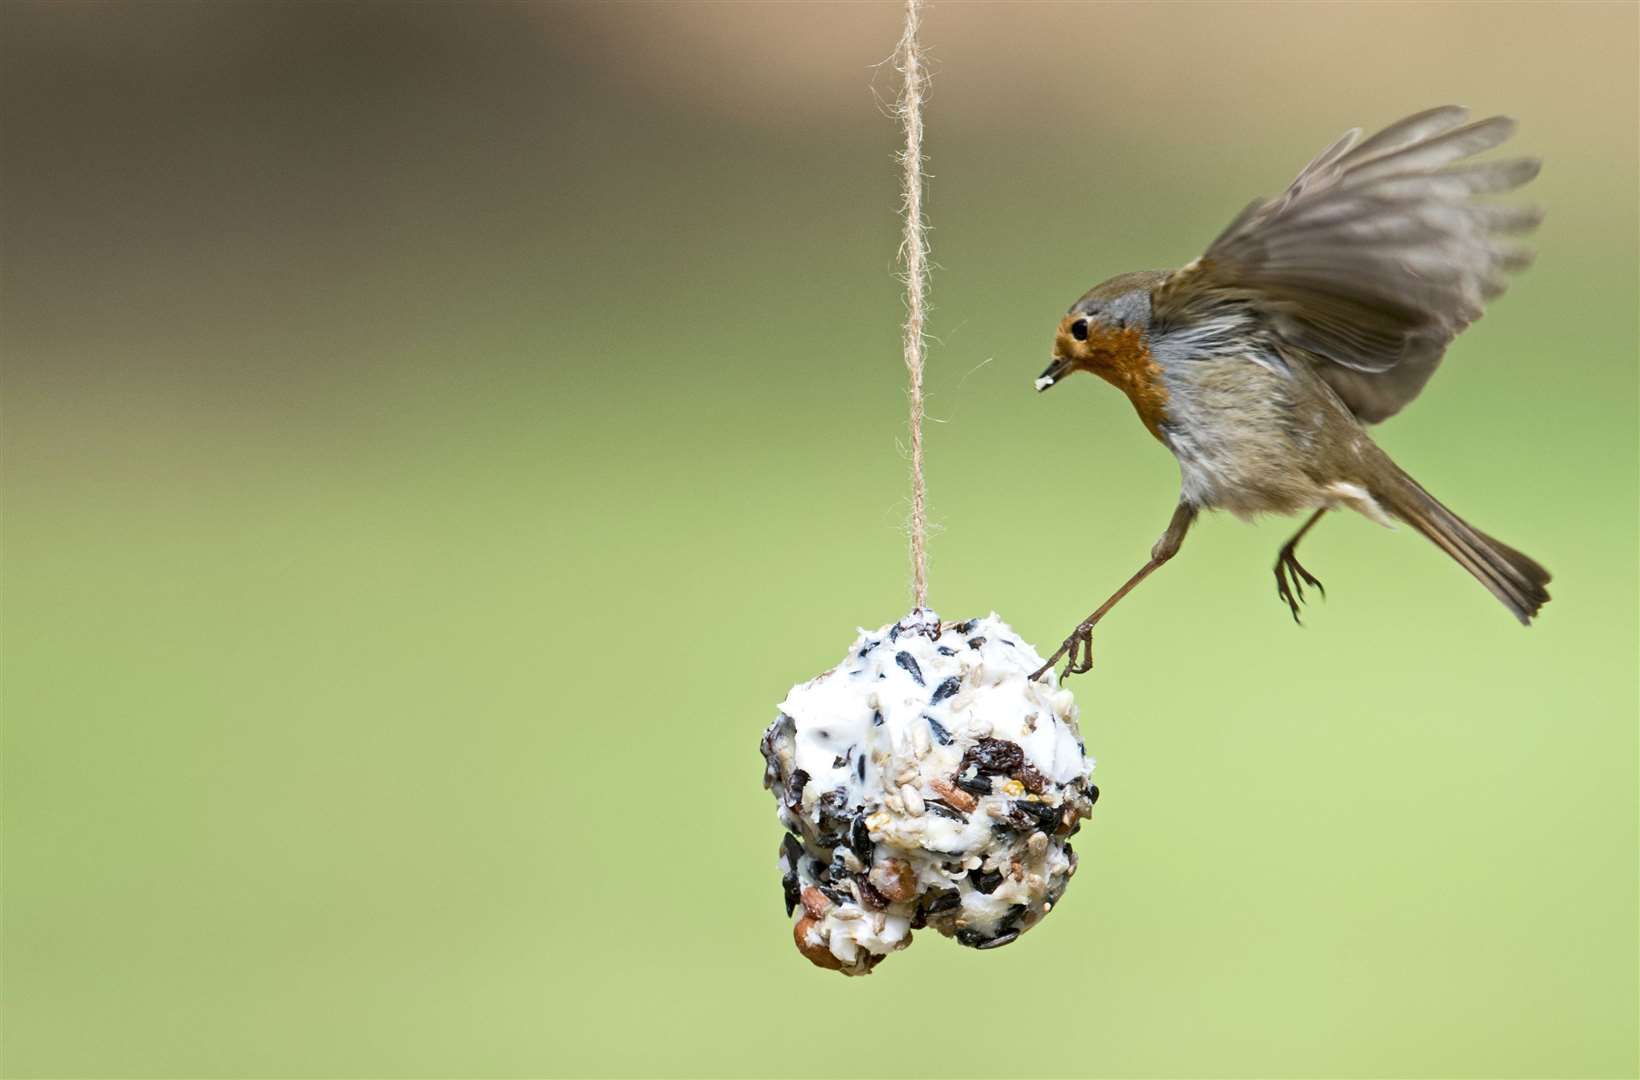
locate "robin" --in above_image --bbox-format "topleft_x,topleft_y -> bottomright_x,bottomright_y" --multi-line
1031,106 -> 1550,681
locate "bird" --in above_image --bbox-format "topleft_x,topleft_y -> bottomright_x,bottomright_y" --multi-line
1030,105 -> 1551,681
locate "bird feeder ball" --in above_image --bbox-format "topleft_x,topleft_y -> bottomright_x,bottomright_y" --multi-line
759,610 -> 1098,975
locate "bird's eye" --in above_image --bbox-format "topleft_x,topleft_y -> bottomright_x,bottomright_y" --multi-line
1070,318 -> 1089,341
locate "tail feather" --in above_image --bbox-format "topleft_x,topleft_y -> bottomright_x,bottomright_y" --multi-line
1376,469 -> 1551,624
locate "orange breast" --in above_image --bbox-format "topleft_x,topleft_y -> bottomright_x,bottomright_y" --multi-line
1090,326 -> 1170,441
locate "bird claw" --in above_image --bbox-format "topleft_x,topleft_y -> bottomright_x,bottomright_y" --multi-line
1031,623 -> 1094,682
1274,544 -> 1325,624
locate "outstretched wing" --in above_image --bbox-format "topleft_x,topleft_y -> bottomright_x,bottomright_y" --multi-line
1154,106 -> 1541,423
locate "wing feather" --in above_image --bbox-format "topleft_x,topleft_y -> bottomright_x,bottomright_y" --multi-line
1155,106 -> 1541,422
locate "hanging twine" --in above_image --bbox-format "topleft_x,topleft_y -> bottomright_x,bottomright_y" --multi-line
896,0 -> 931,610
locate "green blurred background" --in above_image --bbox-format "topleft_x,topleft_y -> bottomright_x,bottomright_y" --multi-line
3,3 -> 1636,1077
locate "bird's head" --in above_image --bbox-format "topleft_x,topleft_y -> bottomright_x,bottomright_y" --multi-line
1034,270 -> 1169,393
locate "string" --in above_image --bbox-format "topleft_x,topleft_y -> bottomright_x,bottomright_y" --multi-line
895,0 -> 930,611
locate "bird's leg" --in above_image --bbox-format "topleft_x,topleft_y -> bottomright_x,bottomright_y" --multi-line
1274,508 -> 1329,623
1031,502 -> 1197,682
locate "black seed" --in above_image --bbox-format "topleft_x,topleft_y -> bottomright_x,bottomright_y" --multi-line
832,754 -> 848,770
1012,798 -> 1059,832
999,903 -> 1028,930
955,773 -> 992,798
975,930 -> 1019,950
937,646 -> 957,656
809,858 -> 827,880
925,716 -> 953,745
895,651 -> 924,686
923,799 -> 967,821
955,927 -> 988,947
924,890 -> 961,914
952,620 -> 976,635
998,638 -> 1015,647
967,636 -> 987,649
909,905 -> 928,929
781,833 -> 803,868
785,769 -> 810,811
962,737 -> 1024,776
969,867 -> 1005,894
858,639 -> 880,659
1088,784 -> 1100,806
849,815 -> 874,861
819,884 -> 850,907
856,756 -> 867,781
782,875 -> 799,916
889,623 -> 901,642
929,676 -> 961,705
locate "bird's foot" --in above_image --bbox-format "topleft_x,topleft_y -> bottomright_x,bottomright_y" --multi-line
1030,622 -> 1094,682
1274,544 -> 1325,624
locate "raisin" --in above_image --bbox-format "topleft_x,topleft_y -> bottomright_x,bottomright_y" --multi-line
817,787 -> 849,814
951,619 -> 976,635
1018,761 -> 1047,794
962,738 -> 1024,776
856,877 -> 889,911
895,651 -> 924,686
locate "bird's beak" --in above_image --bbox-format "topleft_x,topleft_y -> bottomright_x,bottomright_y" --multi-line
1035,355 -> 1072,392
